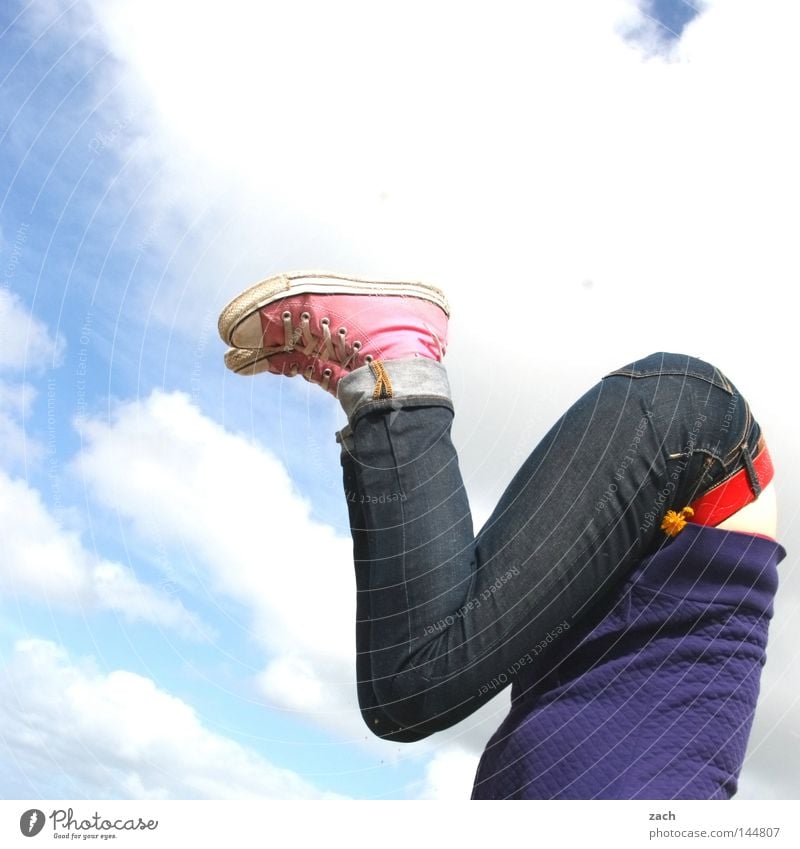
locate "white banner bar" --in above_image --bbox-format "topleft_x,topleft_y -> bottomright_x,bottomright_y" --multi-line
2,800 -> 797,848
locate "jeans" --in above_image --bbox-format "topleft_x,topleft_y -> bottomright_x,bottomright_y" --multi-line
338,352 -> 766,741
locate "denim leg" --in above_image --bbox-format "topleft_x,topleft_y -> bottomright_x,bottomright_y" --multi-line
339,444 -> 430,741
345,403 -> 478,737
341,353 -> 760,738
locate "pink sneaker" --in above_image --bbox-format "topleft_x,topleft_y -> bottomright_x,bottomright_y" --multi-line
218,271 -> 449,395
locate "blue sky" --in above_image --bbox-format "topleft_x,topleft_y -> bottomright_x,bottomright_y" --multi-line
2,0 -> 799,800
647,0 -> 702,38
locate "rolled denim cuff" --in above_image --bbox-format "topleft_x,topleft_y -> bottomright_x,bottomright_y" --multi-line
336,357 -> 453,423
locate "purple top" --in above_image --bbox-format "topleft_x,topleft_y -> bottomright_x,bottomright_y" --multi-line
471,525 -> 787,800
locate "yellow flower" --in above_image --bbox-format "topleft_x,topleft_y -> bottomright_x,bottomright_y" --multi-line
661,506 -> 695,537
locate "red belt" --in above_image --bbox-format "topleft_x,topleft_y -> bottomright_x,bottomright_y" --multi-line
688,437 -> 774,526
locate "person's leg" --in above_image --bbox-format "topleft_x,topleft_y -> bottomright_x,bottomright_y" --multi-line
339,351 -> 767,739
338,428 -> 426,741
217,274 -> 769,742
218,272 -> 455,740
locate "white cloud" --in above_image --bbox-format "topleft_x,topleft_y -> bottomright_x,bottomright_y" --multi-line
0,292 -> 58,466
0,469 -> 206,639
80,0 -> 798,300
77,0 -> 800,502
75,390 -> 361,724
0,289 -> 65,373
0,378 -> 36,416
0,638 -> 344,799
412,746 -> 482,800
0,381 -> 40,467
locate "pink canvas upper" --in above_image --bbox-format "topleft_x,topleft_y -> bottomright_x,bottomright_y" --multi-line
254,293 -> 449,395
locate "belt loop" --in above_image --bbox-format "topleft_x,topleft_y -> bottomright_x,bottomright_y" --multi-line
740,442 -> 762,497
335,424 -> 355,456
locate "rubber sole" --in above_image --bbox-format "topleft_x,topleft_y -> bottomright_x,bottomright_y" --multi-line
223,347 -> 272,375
218,270 -> 450,348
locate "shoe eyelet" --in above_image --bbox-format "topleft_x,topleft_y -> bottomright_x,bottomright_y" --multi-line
282,310 -> 291,320
301,312 -> 310,321
364,354 -> 373,363
338,327 -> 347,336
322,368 -> 332,377
352,340 -> 362,350
321,317 -> 330,326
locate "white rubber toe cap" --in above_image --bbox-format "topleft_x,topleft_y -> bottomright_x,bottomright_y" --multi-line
229,314 -> 264,348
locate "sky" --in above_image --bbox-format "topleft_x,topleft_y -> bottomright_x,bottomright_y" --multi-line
1,0 -> 799,801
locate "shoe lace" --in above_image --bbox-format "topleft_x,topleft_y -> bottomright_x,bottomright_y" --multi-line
270,310 -> 373,391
